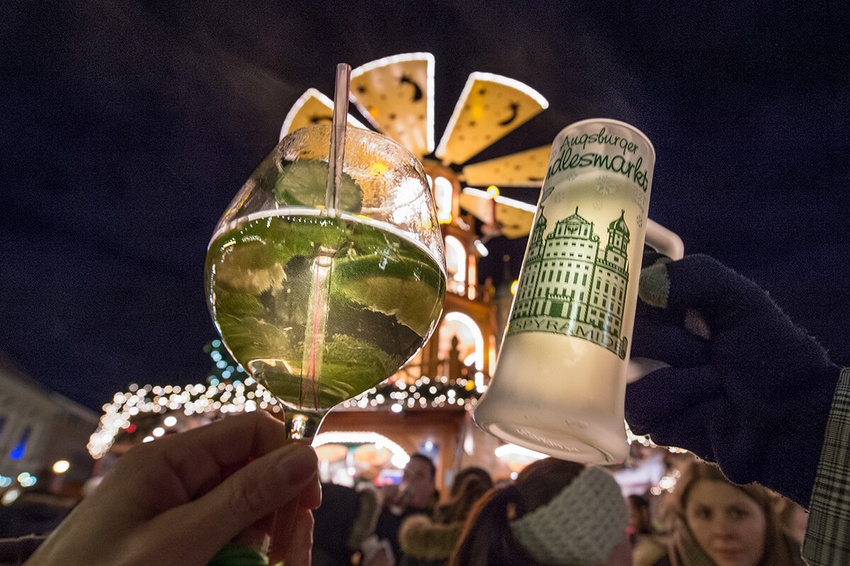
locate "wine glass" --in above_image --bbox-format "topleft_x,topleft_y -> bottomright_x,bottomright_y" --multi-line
204,123 -> 447,441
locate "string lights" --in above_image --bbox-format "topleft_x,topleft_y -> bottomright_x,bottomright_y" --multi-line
339,373 -> 479,413
87,340 -> 481,459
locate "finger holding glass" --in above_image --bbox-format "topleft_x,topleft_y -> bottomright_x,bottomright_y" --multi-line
25,412 -> 321,566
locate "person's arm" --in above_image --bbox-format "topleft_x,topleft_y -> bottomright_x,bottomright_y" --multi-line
802,367 -> 850,565
25,411 -> 321,566
627,255 -> 850,566
626,254 -> 842,507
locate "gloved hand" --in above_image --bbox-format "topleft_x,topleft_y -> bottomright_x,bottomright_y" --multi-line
625,253 -> 841,507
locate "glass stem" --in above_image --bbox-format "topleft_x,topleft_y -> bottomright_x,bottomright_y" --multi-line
284,409 -> 328,441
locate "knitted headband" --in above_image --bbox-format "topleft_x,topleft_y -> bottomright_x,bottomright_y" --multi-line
510,466 -> 629,565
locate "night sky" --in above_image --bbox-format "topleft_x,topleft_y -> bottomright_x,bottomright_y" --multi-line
2,2 -> 849,412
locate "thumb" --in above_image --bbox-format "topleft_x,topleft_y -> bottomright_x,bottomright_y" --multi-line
651,254 -> 779,331
150,442 -> 319,562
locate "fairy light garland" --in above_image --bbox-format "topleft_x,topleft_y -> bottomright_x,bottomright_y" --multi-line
87,340 -> 482,459
339,373 -> 480,412
86,377 -> 283,459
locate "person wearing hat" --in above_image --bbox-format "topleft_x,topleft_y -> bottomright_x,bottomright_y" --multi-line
448,458 -> 631,566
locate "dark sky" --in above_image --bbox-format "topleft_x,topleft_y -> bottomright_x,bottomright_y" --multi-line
2,2 -> 849,412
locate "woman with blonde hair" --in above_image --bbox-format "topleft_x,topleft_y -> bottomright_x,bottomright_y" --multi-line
652,459 -> 805,566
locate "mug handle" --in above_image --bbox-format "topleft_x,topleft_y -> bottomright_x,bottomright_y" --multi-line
627,218 -> 684,383
645,219 -> 684,260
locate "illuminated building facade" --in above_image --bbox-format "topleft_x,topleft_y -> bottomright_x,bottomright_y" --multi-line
0,353 -> 98,496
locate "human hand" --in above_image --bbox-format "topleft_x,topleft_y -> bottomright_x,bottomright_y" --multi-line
626,253 -> 841,506
26,411 -> 321,566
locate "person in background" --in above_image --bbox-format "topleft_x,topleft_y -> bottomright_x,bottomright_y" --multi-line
448,458 -> 631,566
370,453 -> 438,565
625,253 -> 850,565
628,494 -> 667,566
397,466 -> 493,566
312,482 -> 380,566
628,494 -> 652,536
651,459 -> 805,566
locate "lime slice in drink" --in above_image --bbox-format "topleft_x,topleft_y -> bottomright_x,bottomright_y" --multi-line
215,311 -> 292,366
340,277 -> 439,336
208,214 -> 350,295
334,253 -> 444,337
274,160 -> 363,213
211,240 -> 286,295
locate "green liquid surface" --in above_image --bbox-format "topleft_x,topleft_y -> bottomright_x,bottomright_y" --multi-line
206,211 -> 446,412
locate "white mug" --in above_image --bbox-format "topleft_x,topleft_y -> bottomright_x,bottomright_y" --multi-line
473,119 -> 682,464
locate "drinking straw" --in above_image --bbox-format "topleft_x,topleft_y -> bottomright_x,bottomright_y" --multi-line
325,63 -> 350,214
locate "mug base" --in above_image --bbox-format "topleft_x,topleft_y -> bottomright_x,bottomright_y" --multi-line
475,416 -> 629,465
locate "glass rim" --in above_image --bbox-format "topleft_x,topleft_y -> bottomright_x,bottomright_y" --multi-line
282,123 -> 427,168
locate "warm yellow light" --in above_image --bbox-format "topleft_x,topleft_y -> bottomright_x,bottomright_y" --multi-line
52,460 -> 71,474
494,443 -> 547,460
433,176 -> 453,224
370,162 -> 389,176
510,279 -> 519,295
486,185 -> 500,197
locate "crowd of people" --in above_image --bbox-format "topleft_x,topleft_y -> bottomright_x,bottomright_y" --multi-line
310,451 -> 810,566
1,252 -> 847,566
0,436 -> 816,566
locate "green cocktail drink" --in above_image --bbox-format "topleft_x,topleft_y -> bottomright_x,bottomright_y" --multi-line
206,209 -> 445,412
205,120 -> 446,440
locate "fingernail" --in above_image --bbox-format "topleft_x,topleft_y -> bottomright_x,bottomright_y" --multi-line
303,472 -> 322,510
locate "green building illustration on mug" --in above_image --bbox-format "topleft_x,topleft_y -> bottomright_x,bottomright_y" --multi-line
507,206 -> 631,359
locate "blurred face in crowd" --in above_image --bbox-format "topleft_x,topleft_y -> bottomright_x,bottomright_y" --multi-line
685,480 -> 767,566
403,456 -> 435,507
